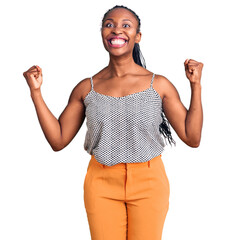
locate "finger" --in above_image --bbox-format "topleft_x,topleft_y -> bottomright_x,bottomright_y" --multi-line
35,65 -> 41,72
27,69 -> 40,74
188,60 -> 201,67
25,71 -> 41,80
26,65 -> 38,72
187,59 -> 197,63
184,59 -> 190,70
28,71 -> 39,77
24,70 -> 36,77
184,59 -> 189,65
197,62 -> 204,67
30,65 -> 42,73
188,59 -> 202,67
36,65 -> 42,71
31,66 -> 42,73
187,65 -> 195,73
187,63 -> 198,68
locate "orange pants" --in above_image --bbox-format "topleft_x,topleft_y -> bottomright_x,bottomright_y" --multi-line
83,154 -> 170,240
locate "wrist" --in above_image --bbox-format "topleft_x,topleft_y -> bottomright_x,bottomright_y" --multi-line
30,88 -> 42,99
190,81 -> 201,89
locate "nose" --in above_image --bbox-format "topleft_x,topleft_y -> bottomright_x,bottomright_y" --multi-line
112,25 -> 123,34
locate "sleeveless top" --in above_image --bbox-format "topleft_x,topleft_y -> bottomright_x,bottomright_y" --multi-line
83,73 -> 166,166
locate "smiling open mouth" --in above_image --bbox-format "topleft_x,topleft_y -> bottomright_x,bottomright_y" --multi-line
108,38 -> 128,48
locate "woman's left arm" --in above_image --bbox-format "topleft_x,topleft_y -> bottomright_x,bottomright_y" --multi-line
161,59 -> 204,147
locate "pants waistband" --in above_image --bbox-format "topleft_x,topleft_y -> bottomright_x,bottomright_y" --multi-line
90,154 -> 162,169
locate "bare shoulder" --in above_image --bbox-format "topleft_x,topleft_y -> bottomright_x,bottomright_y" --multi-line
154,74 -> 173,87
153,73 -> 178,100
68,77 -> 92,103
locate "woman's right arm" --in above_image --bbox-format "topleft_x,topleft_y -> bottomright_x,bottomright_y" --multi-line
24,65 -> 86,151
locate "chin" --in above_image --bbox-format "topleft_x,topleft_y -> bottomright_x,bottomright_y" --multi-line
103,46 -> 131,57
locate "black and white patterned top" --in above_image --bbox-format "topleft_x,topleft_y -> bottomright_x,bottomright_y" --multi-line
83,73 -> 166,166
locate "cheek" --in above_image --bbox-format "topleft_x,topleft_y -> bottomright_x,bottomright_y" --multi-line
127,29 -> 138,40
101,31 -> 105,40
101,28 -> 109,36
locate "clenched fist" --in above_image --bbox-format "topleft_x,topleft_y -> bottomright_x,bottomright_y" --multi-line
23,65 -> 43,91
184,59 -> 204,84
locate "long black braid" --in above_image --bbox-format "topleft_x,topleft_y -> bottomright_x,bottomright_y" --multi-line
101,5 -> 176,146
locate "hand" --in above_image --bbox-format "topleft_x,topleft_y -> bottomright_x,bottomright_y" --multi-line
23,65 -> 43,91
184,59 -> 204,84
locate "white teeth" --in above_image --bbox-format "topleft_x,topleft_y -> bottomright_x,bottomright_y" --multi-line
110,39 -> 126,45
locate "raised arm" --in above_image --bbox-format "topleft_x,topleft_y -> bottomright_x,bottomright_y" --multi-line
23,65 -> 86,151
159,59 -> 203,147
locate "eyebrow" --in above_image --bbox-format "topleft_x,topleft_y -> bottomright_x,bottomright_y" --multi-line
104,18 -> 133,23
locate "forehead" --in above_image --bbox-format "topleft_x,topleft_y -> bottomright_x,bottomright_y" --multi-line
104,8 -> 137,22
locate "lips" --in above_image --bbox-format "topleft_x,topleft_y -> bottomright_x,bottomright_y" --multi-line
107,37 -> 128,48
108,36 -> 128,41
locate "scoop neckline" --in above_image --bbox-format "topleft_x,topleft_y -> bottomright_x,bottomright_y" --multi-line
92,87 -> 152,98
84,86 -> 162,102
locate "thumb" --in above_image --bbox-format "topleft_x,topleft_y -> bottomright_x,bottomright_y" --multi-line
184,59 -> 189,72
36,65 -> 43,76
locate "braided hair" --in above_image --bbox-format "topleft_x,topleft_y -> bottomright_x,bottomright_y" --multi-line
101,5 -> 176,146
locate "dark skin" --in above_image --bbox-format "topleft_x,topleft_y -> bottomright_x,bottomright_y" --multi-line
23,8 -> 203,151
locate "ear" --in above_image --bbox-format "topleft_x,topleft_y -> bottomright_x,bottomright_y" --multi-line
135,32 -> 142,44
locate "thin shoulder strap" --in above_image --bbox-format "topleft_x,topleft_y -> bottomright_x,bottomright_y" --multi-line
150,73 -> 155,87
90,76 -> 94,90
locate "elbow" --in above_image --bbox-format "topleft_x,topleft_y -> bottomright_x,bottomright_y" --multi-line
189,142 -> 200,148
52,146 -> 61,152
51,142 -> 64,152
186,138 -> 201,148
184,130 -> 202,148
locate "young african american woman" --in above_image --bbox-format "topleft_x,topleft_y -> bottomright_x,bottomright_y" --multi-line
23,5 -> 203,240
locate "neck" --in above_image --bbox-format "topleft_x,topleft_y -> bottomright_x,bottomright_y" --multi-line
106,54 -> 140,78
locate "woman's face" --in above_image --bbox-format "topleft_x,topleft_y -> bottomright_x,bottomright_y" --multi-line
101,8 -> 141,57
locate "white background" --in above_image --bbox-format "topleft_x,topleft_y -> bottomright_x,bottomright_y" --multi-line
1,0 -> 226,239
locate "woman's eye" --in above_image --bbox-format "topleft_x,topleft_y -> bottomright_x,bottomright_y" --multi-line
105,23 -> 130,28
105,23 -> 113,27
